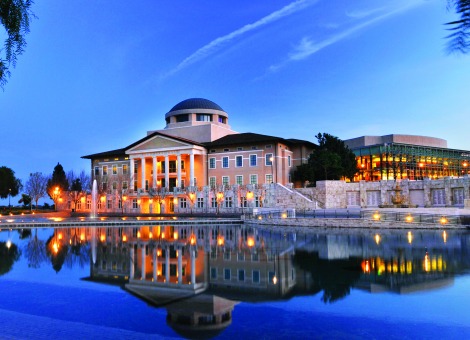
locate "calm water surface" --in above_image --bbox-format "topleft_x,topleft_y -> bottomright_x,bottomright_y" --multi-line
0,224 -> 469,339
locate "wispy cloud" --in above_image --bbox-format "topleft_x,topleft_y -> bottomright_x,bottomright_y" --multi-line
162,0 -> 317,78
346,7 -> 388,19
267,0 -> 426,74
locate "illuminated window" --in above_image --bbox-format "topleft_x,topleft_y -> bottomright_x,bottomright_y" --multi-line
209,157 -> 216,169
122,181 -> 128,190
102,166 -> 108,176
123,164 -> 128,174
112,165 -> 117,175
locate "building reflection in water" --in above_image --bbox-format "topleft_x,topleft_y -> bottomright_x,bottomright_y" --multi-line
43,225 -> 470,337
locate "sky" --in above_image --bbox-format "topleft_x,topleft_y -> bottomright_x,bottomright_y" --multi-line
1,0 -> 469,205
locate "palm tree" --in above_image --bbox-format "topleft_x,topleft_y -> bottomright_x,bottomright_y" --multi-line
446,0 -> 470,53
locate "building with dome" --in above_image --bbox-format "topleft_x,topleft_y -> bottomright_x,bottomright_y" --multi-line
81,98 -> 315,214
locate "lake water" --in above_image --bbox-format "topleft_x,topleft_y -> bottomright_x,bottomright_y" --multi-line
0,224 -> 469,339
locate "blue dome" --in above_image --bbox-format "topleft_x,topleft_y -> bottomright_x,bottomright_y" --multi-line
169,98 -> 224,112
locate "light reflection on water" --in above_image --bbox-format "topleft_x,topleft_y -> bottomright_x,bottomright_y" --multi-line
0,225 -> 469,339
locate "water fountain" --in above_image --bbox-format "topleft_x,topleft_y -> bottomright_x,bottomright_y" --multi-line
91,179 -> 97,218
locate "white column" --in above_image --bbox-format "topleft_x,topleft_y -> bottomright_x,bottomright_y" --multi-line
153,247 -> 158,281
177,153 -> 182,189
191,249 -> 196,284
177,246 -> 182,285
141,158 -> 146,190
152,156 -> 157,188
165,245 -> 170,283
190,153 -> 195,187
141,245 -> 146,280
130,246 -> 135,279
165,155 -> 170,189
130,158 -> 135,190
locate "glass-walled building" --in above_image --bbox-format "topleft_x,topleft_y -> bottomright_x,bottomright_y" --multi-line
344,135 -> 470,181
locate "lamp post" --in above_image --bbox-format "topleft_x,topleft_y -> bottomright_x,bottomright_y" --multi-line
269,156 -> 274,184
8,188 -> 11,209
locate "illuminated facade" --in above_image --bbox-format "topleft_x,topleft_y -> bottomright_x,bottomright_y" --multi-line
81,98 -> 314,214
344,135 -> 470,181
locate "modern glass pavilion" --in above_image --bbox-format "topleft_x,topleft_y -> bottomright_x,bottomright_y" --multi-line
344,135 -> 470,181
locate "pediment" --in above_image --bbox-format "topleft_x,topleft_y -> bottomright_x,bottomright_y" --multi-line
129,135 -> 192,152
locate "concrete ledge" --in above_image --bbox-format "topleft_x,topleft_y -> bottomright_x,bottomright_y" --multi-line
246,217 -> 468,229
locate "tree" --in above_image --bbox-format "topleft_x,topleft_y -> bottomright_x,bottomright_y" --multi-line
47,162 -> 68,199
0,0 -> 35,89
0,165 -> 22,199
294,133 -> 357,183
67,171 -> 82,211
18,193 -> 31,208
446,0 -> 470,53
24,172 -> 48,210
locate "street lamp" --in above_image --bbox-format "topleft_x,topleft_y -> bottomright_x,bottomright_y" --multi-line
269,156 -> 274,184
8,188 -> 11,209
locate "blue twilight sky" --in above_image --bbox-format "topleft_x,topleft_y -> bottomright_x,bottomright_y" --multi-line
1,0 -> 469,204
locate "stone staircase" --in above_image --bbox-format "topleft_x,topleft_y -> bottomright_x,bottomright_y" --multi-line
266,183 -> 319,210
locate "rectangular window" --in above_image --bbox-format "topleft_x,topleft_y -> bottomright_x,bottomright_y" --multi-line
134,162 -> 138,174
238,270 -> 245,282
86,200 -> 91,210
209,157 -> 216,169
145,180 -> 149,191
240,197 -> 247,208
253,270 -> 260,283
112,181 -> 117,190
112,165 -> 117,175
169,161 -> 177,173
94,166 -> 99,176
102,166 -> 108,176
265,153 -> 273,166
268,271 -> 275,284
266,174 -> 273,184
211,197 -> 217,208
237,147 -> 243,151
197,114 -> 212,122
236,155 -> 243,167
197,197 -> 204,208
288,155 -> 291,167
222,156 -> 229,168
224,251 -> 230,260
250,154 -> 257,166
237,252 -> 245,261
265,144 -> 272,149
236,175 -> 243,185
250,175 -> 258,185
122,181 -> 128,190
102,182 -> 107,192
133,180 -> 138,192
107,200 -> 112,209
222,176 -> 229,186
209,176 -> 216,188
123,164 -> 128,174
180,198 -> 187,208
224,196 -> 232,208
211,267 -> 217,279
224,268 -> 231,280
132,199 -> 138,209
118,199 -> 122,209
